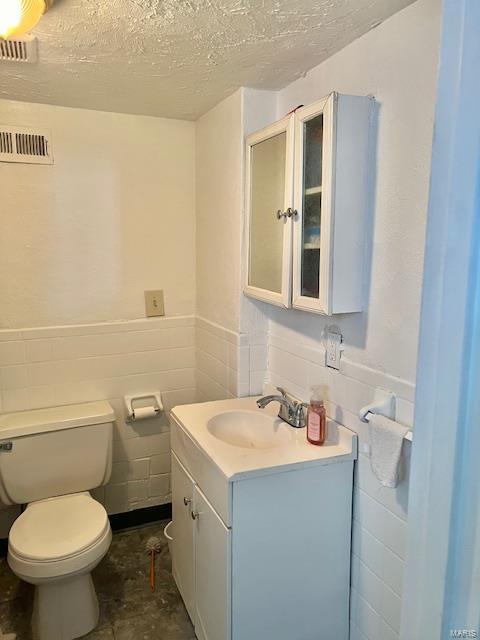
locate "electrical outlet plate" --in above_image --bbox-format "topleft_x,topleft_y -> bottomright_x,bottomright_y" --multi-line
326,331 -> 342,370
144,290 -> 165,317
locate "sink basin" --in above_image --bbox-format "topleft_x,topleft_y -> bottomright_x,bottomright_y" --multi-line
207,410 -> 295,449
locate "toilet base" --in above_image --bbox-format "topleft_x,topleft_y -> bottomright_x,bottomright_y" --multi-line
32,572 -> 99,640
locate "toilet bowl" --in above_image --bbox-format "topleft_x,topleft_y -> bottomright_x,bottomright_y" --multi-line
0,400 -> 115,640
8,493 -> 112,640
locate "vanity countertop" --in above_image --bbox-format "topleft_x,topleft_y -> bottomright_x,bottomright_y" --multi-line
170,396 -> 357,481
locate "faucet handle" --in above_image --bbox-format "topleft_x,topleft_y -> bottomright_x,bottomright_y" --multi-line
276,386 -> 288,398
294,402 -> 309,427
295,401 -> 309,414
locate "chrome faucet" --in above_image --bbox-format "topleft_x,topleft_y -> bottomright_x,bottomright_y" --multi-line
256,387 -> 307,428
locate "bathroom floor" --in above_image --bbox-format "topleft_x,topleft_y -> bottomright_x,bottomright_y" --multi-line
0,519 -> 196,640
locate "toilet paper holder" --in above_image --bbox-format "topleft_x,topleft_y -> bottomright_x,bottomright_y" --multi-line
124,392 -> 163,422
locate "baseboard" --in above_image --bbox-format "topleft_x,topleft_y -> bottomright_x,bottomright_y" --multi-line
109,503 -> 172,532
0,503 -> 172,558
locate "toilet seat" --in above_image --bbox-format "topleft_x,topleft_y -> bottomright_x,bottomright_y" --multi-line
8,493 -> 111,580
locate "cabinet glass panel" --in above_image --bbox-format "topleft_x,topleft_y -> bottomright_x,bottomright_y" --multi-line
301,114 -> 323,298
249,132 -> 286,294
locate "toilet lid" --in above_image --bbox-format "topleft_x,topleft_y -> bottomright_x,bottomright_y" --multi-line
9,493 -> 109,562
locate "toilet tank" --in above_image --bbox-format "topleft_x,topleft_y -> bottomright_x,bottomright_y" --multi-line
0,401 -> 114,505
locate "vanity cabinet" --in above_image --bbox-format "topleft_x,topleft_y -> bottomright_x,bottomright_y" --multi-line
172,453 -> 230,640
171,455 -> 195,621
170,405 -> 356,640
245,92 -> 373,314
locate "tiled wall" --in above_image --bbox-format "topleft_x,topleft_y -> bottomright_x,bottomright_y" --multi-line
195,316 -> 267,401
0,310 -> 413,640
0,316 -> 196,535
266,322 -> 413,640
193,313 -> 414,640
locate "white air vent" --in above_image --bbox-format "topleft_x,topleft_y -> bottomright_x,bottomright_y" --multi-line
0,36 -> 38,63
0,126 -> 53,165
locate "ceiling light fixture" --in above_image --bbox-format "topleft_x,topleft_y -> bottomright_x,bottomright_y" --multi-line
0,0 -> 53,40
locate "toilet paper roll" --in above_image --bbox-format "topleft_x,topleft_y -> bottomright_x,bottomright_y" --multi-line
133,406 -> 158,421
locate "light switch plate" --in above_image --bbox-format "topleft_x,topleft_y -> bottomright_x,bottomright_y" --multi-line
144,290 -> 165,317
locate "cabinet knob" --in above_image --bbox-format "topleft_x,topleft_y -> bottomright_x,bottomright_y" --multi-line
276,208 -> 297,220
191,510 -> 199,520
183,497 -> 191,506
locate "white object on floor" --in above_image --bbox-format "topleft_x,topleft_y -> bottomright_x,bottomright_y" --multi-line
368,414 -> 409,488
0,628 -> 16,639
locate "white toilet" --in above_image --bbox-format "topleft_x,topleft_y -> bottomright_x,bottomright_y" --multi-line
0,401 -> 115,640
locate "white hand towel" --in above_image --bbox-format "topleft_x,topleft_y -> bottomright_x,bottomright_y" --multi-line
368,414 -> 409,488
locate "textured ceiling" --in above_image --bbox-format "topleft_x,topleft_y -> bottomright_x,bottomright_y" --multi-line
0,0 -> 414,120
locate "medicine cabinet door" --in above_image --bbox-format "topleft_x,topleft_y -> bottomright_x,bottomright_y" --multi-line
292,94 -> 335,314
244,115 -> 294,307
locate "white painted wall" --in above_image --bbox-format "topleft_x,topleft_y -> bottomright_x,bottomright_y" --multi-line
0,12 -> 441,639
272,0 -> 440,384
196,90 -> 244,333
0,101 -> 196,535
193,2 -> 441,639
264,2 -> 441,639
195,88 -> 275,398
0,100 -> 196,329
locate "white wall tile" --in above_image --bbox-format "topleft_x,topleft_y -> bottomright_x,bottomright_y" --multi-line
250,345 -> 267,371
105,483 -> 128,514
0,310 -> 416,638
52,326 -> 195,360
111,459 -> 150,483
350,589 -> 381,640
350,621 -> 369,640
150,453 -> 171,475
352,522 -> 404,597
196,327 -> 234,366
118,433 -> 171,461
355,454 -> 409,522
351,554 -> 402,632
249,369 -> 266,395
28,385 -> 55,409
269,346 -> 309,389
1,365 -> 28,390
267,320 -> 415,640
1,388 -> 29,412
353,489 -> 407,559
196,369 -> 234,401
126,479 -> 149,502
149,474 -> 170,497
0,316 -> 196,536
379,620 -> 399,640
0,330 -> 23,342
0,342 -> 25,366
25,340 -> 54,363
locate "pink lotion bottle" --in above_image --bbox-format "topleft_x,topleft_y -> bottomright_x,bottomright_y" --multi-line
306,385 -> 327,446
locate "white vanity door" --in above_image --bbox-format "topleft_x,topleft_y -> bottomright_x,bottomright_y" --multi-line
171,453 -> 195,623
193,485 -> 231,640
